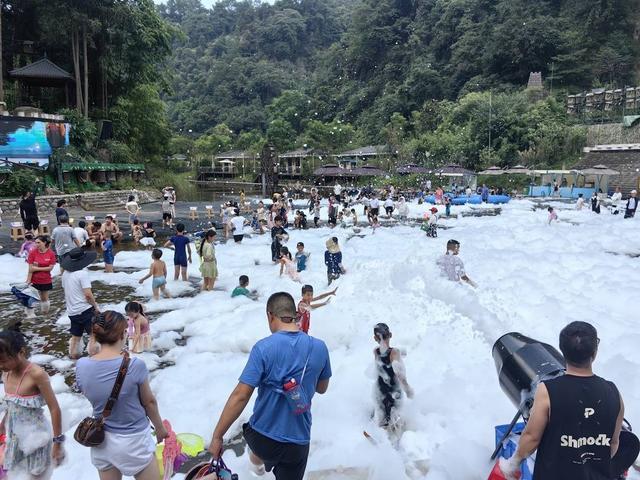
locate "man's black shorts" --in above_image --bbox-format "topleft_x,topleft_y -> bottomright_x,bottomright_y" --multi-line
24,216 -> 39,231
243,423 -> 309,480
69,307 -> 95,337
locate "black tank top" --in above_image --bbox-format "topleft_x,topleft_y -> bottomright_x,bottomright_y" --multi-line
376,347 -> 399,395
533,375 -> 620,480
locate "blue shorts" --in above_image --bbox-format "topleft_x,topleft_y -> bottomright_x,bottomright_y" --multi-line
152,276 -> 166,289
174,257 -> 188,268
103,252 -> 114,265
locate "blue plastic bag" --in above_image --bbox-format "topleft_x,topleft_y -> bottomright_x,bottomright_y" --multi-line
494,422 -> 535,480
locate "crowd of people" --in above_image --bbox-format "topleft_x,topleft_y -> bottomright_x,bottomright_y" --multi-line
0,181 -> 637,480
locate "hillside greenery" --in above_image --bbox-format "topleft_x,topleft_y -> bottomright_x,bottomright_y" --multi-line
2,0 -> 638,175
158,0 -> 637,170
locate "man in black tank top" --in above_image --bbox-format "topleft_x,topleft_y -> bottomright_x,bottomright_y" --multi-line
502,321 -> 624,480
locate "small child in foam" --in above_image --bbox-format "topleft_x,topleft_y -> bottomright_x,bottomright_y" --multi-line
296,284 -> 337,333
125,301 -> 152,353
138,249 -> 171,300
373,322 -> 414,431
231,275 -> 258,300
295,242 -> 310,273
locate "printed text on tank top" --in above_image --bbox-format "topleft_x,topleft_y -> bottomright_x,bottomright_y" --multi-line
532,374 -> 619,480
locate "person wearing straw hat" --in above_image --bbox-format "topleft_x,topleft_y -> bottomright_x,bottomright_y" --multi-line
60,248 -> 100,359
624,190 -> 638,218
324,237 -> 343,285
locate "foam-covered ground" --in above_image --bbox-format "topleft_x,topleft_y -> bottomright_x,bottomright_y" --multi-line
1,199 -> 639,479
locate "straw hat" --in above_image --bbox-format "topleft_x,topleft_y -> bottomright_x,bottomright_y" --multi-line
325,238 -> 340,253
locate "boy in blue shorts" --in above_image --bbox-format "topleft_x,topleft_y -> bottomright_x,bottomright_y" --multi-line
163,223 -> 192,281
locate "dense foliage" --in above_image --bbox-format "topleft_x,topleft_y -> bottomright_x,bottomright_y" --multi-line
2,0 -> 176,160
158,0 -> 637,169
2,0 -> 638,172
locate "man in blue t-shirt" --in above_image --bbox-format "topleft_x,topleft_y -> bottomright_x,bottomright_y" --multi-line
209,292 -> 331,480
163,223 -> 192,281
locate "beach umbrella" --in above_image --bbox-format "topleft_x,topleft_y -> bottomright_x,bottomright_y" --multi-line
351,165 -> 387,177
577,165 -> 620,176
396,163 -> 430,174
577,165 -> 620,191
505,165 -> 532,174
312,164 -> 349,177
479,166 -> 505,175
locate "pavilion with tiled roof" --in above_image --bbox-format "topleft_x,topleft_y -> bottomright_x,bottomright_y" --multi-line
9,58 -> 75,107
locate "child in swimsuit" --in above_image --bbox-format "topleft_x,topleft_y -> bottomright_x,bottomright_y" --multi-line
18,233 -> 36,259
138,249 -> 171,300
279,247 -> 300,282
132,219 -> 143,244
125,301 -> 152,353
102,230 -> 115,273
0,326 -> 64,478
373,323 -> 414,430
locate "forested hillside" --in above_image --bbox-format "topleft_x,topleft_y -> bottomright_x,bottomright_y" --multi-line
2,0 -> 637,173
2,0 -> 176,165
160,0 -> 638,169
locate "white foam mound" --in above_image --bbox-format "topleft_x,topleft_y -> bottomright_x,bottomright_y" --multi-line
1,199 -> 639,479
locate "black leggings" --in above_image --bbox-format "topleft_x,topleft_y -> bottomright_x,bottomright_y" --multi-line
244,423 -> 309,480
271,241 -> 282,261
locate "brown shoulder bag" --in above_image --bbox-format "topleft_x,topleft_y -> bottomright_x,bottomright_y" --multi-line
74,352 -> 130,447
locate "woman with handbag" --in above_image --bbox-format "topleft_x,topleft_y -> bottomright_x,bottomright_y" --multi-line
75,311 -> 168,480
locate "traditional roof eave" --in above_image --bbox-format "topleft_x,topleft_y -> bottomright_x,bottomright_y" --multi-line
10,58 -> 74,82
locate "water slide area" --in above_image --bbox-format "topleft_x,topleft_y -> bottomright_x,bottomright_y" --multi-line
0,198 -> 638,479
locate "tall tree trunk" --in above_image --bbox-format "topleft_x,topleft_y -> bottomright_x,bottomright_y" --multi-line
72,28 -> 83,114
82,23 -> 88,118
0,0 -> 4,105
102,65 -> 107,113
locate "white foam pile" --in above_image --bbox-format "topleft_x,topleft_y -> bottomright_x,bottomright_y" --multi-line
0,198 -> 639,479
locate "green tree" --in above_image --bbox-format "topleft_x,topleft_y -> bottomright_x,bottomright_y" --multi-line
194,123 -> 234,159
266,119 -> 296,153
301,120 -> 355,154
110,84 -> 171,158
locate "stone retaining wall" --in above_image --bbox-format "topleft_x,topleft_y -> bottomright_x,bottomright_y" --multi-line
0,190 -> 161,216
587,123 -> 640,146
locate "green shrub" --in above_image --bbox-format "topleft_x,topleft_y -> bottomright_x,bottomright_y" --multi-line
112,178 -> 137,190
0,170 -> 42,197
104,141 -> 135,164
59,108 -> 97,155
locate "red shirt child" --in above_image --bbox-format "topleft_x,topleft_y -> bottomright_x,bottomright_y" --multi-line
296,285 -> 337,334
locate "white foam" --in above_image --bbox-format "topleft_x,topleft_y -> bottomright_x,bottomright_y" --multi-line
1,198 -> 638,479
